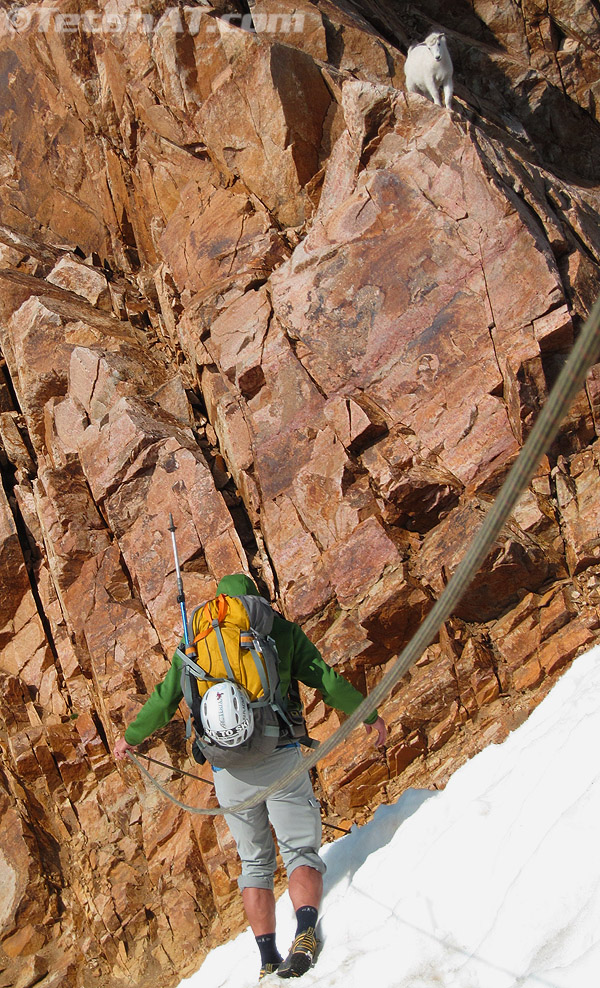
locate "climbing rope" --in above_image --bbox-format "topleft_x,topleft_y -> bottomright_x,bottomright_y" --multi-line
128,292 -> 600,816
133,752 -> 213,783
130,751 -> 351,833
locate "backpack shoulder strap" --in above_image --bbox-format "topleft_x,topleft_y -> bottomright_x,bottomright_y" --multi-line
245,631 -> 297,732
176,646 -> 204,740
177,646 -> 222,684
238,595 -> 274,636
239,631 -> 271,703
235,594 -> 278,704
186,603 -> 203,650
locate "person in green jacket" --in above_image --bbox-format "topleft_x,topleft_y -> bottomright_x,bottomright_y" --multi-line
114,573 -> 386,980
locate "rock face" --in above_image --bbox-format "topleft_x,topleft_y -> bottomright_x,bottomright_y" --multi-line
0,2 -> 599,986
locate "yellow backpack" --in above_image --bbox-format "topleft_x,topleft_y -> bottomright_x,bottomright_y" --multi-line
177,592 -> 293,767
189,594 -> 270,700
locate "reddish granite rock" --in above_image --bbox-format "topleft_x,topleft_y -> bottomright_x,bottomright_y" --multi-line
248,0 -> 329,58
159,183 -> 290,297
357,567 -> 432,661
0,482 -> 63,714
34,457 -> 111,592
415,497 -> 563,622
251,0 -> 404,88
489,583 -> 599,691
46,256 -> 111,308
0,412 -> 34,477
203,286 -> 272,393
0,787 -> 48,945
195,39 -> 333,226
553,441 -> 600,573
0,285 -> 152,453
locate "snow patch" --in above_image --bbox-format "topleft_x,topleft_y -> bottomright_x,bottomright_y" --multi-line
181,644 -> 600,988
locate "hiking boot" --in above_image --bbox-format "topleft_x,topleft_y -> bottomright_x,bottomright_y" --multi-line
277,928 -> 318,979
259,961 -> 280,979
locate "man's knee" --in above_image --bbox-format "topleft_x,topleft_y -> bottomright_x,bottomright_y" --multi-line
238,872 -> 275,892
286,850 -> 327,879
268,791 -> 324,878
235,846 -> 278,891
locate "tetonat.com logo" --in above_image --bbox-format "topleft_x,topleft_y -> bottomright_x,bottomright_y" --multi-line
1,6 -> 306,37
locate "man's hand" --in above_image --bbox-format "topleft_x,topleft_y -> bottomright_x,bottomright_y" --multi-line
365,715 -> 387,748
114,737 -> 135,761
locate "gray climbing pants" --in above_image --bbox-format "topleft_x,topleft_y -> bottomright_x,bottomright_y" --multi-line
212,745 -> 326,891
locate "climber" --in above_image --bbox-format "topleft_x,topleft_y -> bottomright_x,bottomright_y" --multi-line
114,573 -> 386,980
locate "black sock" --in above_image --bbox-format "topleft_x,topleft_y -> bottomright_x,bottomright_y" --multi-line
295,905 -> 318,937
256,933 -> 282,966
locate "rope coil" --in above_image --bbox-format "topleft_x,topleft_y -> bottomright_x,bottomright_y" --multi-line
129,294 -> 600,816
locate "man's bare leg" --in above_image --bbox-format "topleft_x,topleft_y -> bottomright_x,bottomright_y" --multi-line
243,868 -> 323,976
289,865 -> 323,911
242,865 -> 322,934
243,887 -> 282,975
242,887 -> 277,936
278,867 -> 323,979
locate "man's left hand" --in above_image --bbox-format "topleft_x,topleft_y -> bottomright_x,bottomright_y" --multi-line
365,716 -> 387,748
114,737 -> 135,761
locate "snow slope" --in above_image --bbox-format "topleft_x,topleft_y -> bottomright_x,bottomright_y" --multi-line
181,644 -> 600,988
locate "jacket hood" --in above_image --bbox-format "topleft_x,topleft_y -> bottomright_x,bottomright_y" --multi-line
216,573 -> 261,597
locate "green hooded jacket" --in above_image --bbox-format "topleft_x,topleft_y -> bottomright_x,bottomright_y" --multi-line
124,573 -> 377,745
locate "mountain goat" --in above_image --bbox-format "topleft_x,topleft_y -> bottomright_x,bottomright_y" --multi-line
405,32 -> 453,109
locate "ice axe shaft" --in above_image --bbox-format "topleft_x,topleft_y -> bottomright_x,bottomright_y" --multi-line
168,513 -> 191,650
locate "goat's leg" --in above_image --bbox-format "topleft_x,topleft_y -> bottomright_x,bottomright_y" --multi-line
443,81 -> 454,109
427,83 -> 443,106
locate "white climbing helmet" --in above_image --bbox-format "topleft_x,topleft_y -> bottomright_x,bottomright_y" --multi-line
201,681 -> 254,748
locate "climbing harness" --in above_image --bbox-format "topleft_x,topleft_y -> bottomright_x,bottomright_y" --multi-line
128,292 -> 600,817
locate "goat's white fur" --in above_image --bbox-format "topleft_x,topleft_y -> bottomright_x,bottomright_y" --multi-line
405,32 -> 453,109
